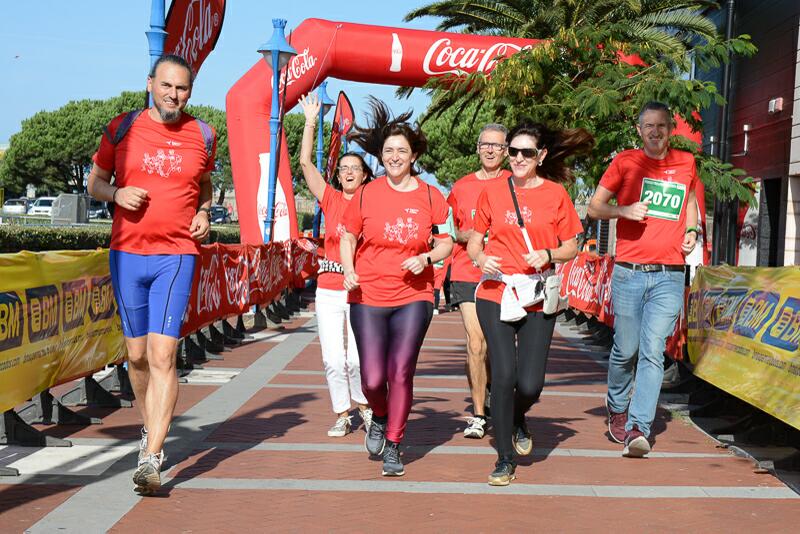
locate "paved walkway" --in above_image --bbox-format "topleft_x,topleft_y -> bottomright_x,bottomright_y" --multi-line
1,309 -> 798,533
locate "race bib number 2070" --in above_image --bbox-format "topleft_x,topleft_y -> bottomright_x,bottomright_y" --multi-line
640,178 -> 686,221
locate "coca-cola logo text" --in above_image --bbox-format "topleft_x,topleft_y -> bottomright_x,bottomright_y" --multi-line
271,47 -> 318,94
197,254 -> 221,315
169,0 -> 222,72
223,253 -> 250,307
423,38 -> 532,76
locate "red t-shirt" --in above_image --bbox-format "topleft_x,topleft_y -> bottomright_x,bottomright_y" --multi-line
473,178 -> 583,308
93,111 -> 217,255
447,170 -> 512,283
318,185 -> 350,290
599,149 -> 697,265
342,176 -> 449,307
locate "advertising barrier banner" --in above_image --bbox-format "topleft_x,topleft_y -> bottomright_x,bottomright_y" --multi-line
687,265 -> 800,430
0,250 -> 125,413
181,242 -> 291,336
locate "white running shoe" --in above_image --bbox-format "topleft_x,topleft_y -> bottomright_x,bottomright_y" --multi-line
133,451 -> 163,495
463,416 -> 487,439
327,415 -> 352,437
359,407 -> 373,432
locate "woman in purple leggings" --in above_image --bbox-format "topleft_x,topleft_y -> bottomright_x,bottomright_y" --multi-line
340,98 -> 453,476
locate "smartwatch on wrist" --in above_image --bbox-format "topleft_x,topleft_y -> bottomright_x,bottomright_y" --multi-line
425,254 -> 433,266
197,207 -> 211,216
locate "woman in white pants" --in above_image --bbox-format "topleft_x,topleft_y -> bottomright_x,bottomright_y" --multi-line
299,93 -> 373,437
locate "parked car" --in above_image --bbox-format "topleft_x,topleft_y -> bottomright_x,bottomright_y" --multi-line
88,198 -> 110,219
27,196 -> 57,216
210,205 -> 232,225
2,198 -> 29,215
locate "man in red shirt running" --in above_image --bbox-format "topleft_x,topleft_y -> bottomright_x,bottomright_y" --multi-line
588,102 -> 698,458
448,124 -> 511,439
88,55 -> 216,493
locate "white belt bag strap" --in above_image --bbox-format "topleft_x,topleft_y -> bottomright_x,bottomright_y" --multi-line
479,271 -> 550,323
507,177 -> 567,316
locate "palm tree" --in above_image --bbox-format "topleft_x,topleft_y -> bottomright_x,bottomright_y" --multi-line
405,0 -> 720,59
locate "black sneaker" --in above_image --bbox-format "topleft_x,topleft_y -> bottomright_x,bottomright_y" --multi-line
365,418 -> 386,456
488,460 -> 516,486
381,441 -> 404,476
512,424 -> 533,456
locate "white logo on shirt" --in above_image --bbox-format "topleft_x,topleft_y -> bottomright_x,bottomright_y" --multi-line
504,207 -> 531,225
142,149 -> 183,178
405,208 -> 419,215
383,217 -> 419,244
664,169 -> 676,175
166,140 -> 182,147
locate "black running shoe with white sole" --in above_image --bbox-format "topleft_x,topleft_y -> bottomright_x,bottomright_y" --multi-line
365,418 -> 386,456
381,441 -> 404,476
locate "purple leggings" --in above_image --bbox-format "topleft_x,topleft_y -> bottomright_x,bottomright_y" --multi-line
349,301 -> 433,443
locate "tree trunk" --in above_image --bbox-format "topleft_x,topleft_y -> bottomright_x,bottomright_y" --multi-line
217,188 -> 226,205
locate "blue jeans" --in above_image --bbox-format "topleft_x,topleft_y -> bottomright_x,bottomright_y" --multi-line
607,265 -> 684,438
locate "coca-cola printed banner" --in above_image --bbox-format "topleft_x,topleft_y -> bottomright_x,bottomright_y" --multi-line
325,91 -> 355,182
291,238 -> 320,288
181,242 -> 289,336
164,0 -> 226,76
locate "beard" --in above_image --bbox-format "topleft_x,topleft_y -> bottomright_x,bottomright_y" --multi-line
155,101 -> 182,123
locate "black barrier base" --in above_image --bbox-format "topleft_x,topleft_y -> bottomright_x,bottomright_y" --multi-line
272,300 -> 291,321
236,315 -> 248,335
60,376 -> 133,409
99,364 -> 134,397
18,390 -> 102,426
209,322 -> 238,347
265,305 -> 283,325
0,466 -> 20,476
0,410 -> 72,447
196,329 -> 226,355
222,320 -> 246,341
185,335 -> 221,364
283,290 -> 300,315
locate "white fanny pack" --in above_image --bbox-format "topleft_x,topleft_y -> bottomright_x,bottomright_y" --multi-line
478,270 -> 551,322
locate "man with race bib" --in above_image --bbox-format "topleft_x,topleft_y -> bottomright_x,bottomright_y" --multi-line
588,101 -> 698,458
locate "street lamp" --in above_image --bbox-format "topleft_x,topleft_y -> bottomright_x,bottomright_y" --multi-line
313,81 -> 335,238
258,18 -> 297,242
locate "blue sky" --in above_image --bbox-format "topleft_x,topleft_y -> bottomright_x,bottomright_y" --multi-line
0,1 -> 440,145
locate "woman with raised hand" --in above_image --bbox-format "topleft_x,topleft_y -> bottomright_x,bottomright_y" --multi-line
340,97 -> 453,477
467,120 -> 593,486
298,93 -> 374,439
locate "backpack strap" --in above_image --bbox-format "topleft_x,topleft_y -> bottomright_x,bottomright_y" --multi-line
194,118 -> 214,158
103,109 -> 144,145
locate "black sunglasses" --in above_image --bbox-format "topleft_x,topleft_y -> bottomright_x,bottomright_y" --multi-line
507,146 -> 542,159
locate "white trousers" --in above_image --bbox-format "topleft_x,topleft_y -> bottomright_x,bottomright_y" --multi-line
315,288 -> 367,413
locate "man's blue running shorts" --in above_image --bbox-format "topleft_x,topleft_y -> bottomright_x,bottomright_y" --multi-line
109,250 -> 197,339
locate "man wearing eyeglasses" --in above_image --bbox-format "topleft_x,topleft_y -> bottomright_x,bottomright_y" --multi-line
588,101 -> 698,458
448,123 -> 512,439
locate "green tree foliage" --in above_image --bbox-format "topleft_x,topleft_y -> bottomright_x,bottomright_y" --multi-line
184,103 -> 230,204
416,102 -> 500,187
405,1 -> 757,204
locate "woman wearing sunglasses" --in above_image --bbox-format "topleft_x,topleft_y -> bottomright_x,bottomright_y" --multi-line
467,120 -> 593,485
340,98 -> 453,477
299,93 -> 375,439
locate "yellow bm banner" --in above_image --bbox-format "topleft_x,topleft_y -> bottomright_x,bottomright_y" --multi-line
0,250 -> 125,413
687,265 -> 800,430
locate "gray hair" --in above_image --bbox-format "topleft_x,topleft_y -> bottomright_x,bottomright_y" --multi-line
478,123 -> 508,141
149,54 -> 195,87
638,101 -> 673,125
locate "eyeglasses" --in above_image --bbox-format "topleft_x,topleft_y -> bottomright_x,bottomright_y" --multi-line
338,165 -> 364,174
477,142 -> 507,151
507,146 -> 542,159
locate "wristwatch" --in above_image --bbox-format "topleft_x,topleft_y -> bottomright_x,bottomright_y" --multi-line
425,254 -> 433,265
197,207 -> 211,216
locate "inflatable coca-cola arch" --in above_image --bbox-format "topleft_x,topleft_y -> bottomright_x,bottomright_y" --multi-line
226,18 -> 702,245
